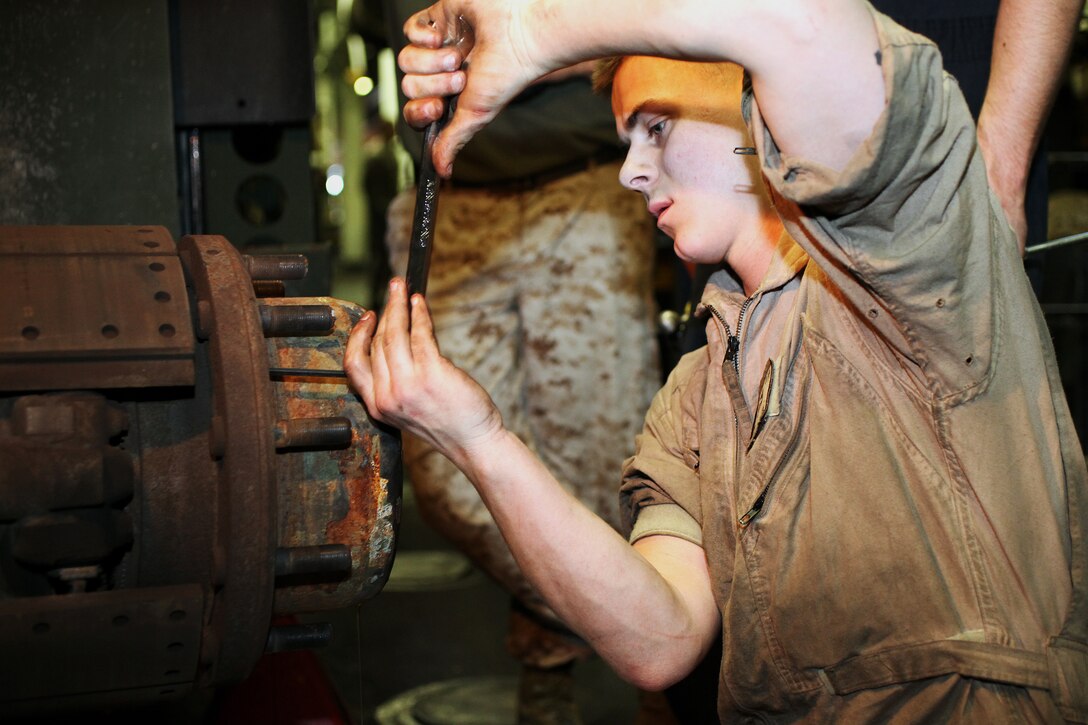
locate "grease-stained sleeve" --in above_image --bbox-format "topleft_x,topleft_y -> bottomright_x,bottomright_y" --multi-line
620,350 -> 707,545
746,9 -> 1012,402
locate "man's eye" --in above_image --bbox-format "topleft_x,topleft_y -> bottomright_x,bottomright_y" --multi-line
649,120 -> 666,137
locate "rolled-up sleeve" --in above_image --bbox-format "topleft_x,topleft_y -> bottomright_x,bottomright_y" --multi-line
620,352 -> 707,544
746,8 -> 1008,402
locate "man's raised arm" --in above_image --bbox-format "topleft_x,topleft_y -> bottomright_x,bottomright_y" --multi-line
399,0 -> 885,175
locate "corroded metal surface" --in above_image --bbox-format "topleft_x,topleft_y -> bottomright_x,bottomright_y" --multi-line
0,226 -> 401,716
0,585 -> 205,704
0,225 -> 194,390
178,234 -> 278,684
265,297 -> 401,613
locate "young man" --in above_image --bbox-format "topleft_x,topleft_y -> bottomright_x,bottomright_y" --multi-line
345,0 -> 1088,721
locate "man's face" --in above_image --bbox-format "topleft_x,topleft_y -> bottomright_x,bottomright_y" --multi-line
611,57 -> 764,265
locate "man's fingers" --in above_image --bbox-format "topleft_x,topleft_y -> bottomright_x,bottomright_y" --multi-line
409,294 -> 441,362
369,321 -> 393,412
344,311 -> 379,411
401,83 -> 465,130
380,278 -> 411,352
375,279 -> 420,401
433,117 -> 476,177
365,292 -> 397,418
403,98 -> 444,130
433,96 -> 499,175
400,68 -> 466,100
399,43 -> 465,77
404,6 -> 450,47
399,42 -> 466,131
400,71 -> 465,107
403,97 -> 486,175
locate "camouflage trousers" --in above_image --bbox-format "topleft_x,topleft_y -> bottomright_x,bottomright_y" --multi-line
385,161 -> 660,666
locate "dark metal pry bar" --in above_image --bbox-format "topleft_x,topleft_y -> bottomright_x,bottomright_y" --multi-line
269,366 -> 348,380
405,18 -> 473,298
405,100 -> 455,298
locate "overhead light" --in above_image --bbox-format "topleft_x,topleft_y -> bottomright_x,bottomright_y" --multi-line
353,76 -> 374,97
325,164 -> 345,196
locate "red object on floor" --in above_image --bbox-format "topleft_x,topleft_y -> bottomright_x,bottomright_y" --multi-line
215,617 -> 351,725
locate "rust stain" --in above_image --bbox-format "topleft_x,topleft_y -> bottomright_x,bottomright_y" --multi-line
325,432 -> 379,547
265,297 -> 397,602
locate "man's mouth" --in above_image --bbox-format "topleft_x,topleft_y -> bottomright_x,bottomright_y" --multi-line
648,199 -> 671,221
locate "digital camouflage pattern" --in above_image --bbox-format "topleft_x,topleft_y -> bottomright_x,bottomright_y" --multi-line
385,160 -> 660,665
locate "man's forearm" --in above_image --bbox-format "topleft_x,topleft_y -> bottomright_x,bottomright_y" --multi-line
452,428 -> 717,689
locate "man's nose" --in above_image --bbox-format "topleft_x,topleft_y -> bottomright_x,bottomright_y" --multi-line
619,148 -> 654,191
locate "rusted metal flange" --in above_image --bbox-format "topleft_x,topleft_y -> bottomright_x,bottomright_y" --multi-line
0,226 -> 401,716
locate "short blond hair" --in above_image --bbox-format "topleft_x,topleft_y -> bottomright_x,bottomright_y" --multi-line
591,57 -> 625,94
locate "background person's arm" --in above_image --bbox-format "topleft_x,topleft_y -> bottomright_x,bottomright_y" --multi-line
977,0 -> 1083,252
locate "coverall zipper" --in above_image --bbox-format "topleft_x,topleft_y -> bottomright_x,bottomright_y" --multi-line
707,305 -> 737,367
706,304 -> 744,503
738,369 -> 807,527
733,295 -> 755,374
708,297 -> 754,373
738,489 -> 767,526
708,300 -> 762,529
711,293 -> 805,527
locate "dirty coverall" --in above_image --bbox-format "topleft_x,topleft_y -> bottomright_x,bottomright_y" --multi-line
621,10 -> 1088,722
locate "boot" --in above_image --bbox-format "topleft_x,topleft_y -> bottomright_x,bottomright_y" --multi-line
516,661 -> 582,725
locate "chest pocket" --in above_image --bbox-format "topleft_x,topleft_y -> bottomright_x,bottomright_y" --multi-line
736,344 -> 811,530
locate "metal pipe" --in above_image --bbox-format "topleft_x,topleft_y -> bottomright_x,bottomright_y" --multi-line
1025,230 -> 1088,255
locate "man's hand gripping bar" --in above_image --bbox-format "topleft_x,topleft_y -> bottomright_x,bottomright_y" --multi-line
405,18 -> 474,299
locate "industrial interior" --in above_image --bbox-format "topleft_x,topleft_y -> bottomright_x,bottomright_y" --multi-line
1,1 -> 1087,723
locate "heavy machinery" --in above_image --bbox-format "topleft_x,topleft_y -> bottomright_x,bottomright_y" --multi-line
0,225 -> 401,717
